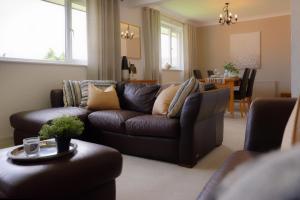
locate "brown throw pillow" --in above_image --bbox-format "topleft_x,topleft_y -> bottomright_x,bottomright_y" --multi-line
281,97 -> 300,150
87,84 -> 120,110
152,85 -> 180,115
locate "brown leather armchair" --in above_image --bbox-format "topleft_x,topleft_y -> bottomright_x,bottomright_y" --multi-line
198,98 -> 297,200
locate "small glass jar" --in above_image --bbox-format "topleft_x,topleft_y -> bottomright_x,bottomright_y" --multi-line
23,137 -> 40,156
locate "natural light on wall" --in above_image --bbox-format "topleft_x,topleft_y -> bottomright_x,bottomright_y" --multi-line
0,0 -> 87,64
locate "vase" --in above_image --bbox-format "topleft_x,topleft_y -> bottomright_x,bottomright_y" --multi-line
122,69 -> 130,81
55,136 -> 71,153
121,56 -> 130,81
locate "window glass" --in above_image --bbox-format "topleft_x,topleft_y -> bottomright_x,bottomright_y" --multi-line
0,0 -> 65,61
160,17 -> 183,70
0,0 -> 87,64
161,26 -> 171,67
71,0 -> 87,61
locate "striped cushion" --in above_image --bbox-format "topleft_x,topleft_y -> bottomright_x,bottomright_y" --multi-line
62,80 -> 82,107
167,77 -> 200,118
80,80 -> 117,107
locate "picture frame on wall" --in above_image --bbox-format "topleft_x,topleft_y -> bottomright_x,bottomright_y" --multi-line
230,32 -> 261,69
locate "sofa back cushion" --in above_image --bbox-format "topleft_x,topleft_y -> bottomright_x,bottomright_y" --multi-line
121,84 -> 160,114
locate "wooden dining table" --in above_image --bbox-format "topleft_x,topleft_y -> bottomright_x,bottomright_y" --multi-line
200,77 -> 241,117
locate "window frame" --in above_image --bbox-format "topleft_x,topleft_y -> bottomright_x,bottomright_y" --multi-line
0,0 -> 87,66
160,19 -> 184,70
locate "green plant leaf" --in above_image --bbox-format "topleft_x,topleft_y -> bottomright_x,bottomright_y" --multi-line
39,115 -> 84,139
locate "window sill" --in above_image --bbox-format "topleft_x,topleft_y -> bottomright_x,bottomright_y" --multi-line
162,68 -> 183,72
0,57 -> 87,67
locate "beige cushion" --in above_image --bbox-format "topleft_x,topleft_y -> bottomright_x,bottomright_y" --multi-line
87,84 -> 120,110
152,85 -> 180,115
281,98 -> 300,150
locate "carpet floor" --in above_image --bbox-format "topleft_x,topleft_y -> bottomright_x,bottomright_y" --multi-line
116,113 -> 246,200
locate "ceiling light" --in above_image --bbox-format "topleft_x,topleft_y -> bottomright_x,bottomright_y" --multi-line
219,3 -> 238,25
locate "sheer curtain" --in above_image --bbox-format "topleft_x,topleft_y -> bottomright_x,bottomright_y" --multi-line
87,0 -> 121,81
183,24 -> 201,80
143,7 -> 161,81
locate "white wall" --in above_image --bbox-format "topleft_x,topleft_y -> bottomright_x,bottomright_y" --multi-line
291,0 -> 300,97
0,61 -> 87,141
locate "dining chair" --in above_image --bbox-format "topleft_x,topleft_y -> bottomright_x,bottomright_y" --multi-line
193,70 -> 203,79
207,70 -> 214,77
245,69 -> 257,108
234,68 -> 251,117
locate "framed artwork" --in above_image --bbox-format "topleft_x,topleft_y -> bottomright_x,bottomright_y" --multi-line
230,32 -> 261,69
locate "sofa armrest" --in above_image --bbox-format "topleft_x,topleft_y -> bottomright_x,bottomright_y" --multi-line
50,89 -> 64,108
244,98 -> 297,152
179,88 -> 230,167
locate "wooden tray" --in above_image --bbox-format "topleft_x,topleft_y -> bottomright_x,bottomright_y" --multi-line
7,140 -> 77,162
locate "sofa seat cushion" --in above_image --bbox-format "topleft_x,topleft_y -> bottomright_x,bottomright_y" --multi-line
88,110 -> 143,133
125,115 -> 180,138
10,107 -> 90,133
198,151 -> 258,200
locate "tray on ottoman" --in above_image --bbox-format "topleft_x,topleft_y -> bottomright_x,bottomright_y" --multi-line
7,140 -> 77,162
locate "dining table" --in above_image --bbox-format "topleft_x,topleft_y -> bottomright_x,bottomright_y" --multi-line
200,76 -> 241,117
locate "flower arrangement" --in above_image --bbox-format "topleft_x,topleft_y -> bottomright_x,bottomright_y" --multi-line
224,62 -> 239,74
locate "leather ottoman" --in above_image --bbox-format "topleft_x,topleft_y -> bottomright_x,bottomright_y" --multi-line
0,140 -> 122,199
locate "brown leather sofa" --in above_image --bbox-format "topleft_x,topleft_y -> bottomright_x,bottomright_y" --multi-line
10,83 -> 230,167
197,98 -> 297,200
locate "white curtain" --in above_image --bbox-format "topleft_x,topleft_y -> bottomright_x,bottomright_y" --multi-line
87,0 -> 121,81
143,7 -> 161,81
183,24 -> 200,80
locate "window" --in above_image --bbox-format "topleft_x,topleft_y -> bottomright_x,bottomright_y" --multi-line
0,0 -> 87,64
161,17 -> 184,70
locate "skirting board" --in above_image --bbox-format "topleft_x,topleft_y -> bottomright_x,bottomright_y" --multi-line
0,137 -> 14,148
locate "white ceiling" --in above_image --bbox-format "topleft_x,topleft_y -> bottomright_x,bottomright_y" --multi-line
129,0 -> 291,26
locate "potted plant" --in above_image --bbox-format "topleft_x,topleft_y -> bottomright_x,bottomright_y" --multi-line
39,116 -> 84,153
224,62 -> 239,77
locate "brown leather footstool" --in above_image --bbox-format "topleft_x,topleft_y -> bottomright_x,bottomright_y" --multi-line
0,140 -> 122,199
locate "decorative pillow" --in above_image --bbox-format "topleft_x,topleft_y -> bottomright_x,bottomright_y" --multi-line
80,80 -> 117,107
87,84 -> 120,110
122,84 -> 160,114
167,77 -> 199,118
62,80 -> 82,107
152,84 -> 180,115
281,98 -> 300,150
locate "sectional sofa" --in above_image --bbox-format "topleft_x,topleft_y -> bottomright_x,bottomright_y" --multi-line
10,82 -> 230,167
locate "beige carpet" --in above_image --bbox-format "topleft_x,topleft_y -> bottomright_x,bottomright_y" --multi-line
116,114 -> 246,200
